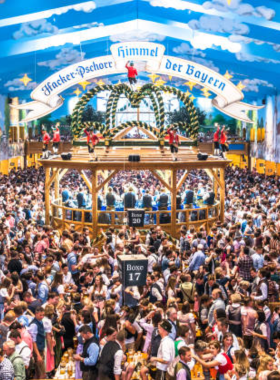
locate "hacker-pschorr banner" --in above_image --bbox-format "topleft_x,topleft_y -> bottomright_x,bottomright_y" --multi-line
13,42 -> 263,123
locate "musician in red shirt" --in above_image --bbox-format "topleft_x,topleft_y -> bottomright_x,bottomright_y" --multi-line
213,123 -> 220,156
84,127 -> 100,161
52,122 -> 60,156
167,125 -> 180,161
220,125 -> 228,159
125,61 -> 138,87
42,127 -> 51,159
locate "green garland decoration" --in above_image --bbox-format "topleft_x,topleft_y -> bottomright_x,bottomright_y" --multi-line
109,121 -> 160,139
71,83 -> 199,142
156,85 -> 199,139
72,84 -> 115,139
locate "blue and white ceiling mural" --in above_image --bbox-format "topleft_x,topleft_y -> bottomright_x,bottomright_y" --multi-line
0,0 -> 279,103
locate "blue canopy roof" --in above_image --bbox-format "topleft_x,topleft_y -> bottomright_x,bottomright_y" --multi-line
0,0 -> 279,101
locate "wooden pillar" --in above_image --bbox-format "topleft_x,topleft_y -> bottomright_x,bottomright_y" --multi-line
45,167 -> 51,225
219,168 -> 225,222
104,170 -> 109,193
54,169 -> 60,200
213,169 -> 218,197
92,169 -> 98,238
171,169 -> 177,237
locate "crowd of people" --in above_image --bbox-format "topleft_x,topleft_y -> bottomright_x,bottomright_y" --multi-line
0,165 -> 280,380
61,169 -> 216,226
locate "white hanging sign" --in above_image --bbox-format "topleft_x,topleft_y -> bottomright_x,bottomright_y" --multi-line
13,42 -> 263,123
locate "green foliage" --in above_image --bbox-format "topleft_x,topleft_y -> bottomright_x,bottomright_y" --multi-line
37,114 -> 53,132
168,106 -> 206,126
211,114 -> 227,124
82,105 -> 105,124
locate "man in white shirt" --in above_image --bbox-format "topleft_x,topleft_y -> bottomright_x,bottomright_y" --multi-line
98,329 -> 128,380
9,329 -> 31,368
150,320 -> 175,380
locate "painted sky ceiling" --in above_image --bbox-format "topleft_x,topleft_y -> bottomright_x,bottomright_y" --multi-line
0,0 -> 279,103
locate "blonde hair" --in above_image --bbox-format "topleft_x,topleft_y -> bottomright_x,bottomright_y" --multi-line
240,280 -> 250,289
257,355 -> 274,375
231,293 -> 242,303
4,340 -> 15,349
234,350 -> 250,373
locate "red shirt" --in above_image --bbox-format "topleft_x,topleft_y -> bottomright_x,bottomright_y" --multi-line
167,128 -> 179,145
213,127 -> 220,142
125,64 -> 138,78
43,132 -> 50,144
53,130 -> 60,142
220,130 -> 227,144
84,129 -> 100,146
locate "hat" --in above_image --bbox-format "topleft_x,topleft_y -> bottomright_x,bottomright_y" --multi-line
160,319 -> 172,333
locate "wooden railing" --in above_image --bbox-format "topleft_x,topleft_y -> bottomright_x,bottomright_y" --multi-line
51,199 -> 221,236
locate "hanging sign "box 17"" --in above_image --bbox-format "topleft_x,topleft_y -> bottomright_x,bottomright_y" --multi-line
117,254 -> 148,287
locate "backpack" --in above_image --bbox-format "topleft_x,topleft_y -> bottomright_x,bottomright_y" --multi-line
180,282 -> 195,303
268,280 -> 279,302
150,327 -> 161,357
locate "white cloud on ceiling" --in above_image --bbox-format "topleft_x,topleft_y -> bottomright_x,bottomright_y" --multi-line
191,57 -> 220,73
38,48 -> 85,70
110,29 -> 165,42
190,32 -> 241,53
229,35 -> 264,45
242,78 -> 274,92
236,52 -> 280,64
149,0 -> 192,10
13,19 -> 58,39
173,42 -> 206,57
203,0 -> 275,20
189,15 -> 249,35
4,78 -> 37,92
0,2 -> 96,28
72,1 -> 96,13
73,22 -> 104,29
150,0 -> 275,20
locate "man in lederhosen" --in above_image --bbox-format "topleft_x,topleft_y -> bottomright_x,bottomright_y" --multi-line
84,126 -> 100,161
167,125 -> 180,161
41,127 -> 51,159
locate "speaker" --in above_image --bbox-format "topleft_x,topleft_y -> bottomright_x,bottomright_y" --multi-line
197,153 -> 208,161
128,155 -> 140,162
61,152 -> 72,160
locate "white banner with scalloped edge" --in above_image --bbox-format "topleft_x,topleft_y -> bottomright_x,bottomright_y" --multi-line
12,42 -> 264,123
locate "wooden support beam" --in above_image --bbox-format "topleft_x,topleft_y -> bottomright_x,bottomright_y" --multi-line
113,126 -> 133,140
79,170 -> 92,192
92,169 -> 98,239
96,170 -> 117,192
46,169 -> 57,190
171,169 -> 177,237
177,170 -> 189,191
151,170 -> 172,193
99,171 -> 106,180
45,168 -> 51,225
58,168 -> 68,182
213,169 -> 218,197
219,168 -> 225,222
209,168 -> 222,189
54,169 -> 60,200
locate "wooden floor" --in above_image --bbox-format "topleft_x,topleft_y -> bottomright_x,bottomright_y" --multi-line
41,146 -> 230,171
68,146 -> 224,162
